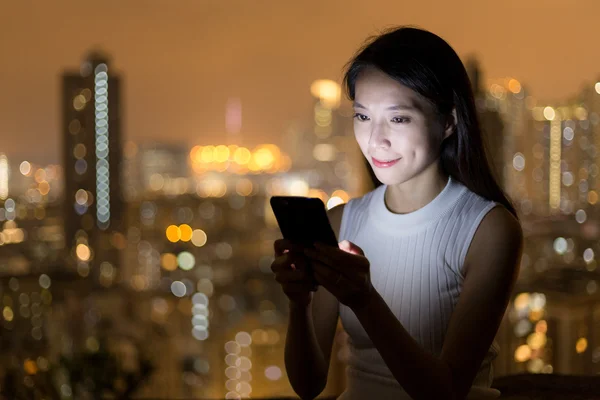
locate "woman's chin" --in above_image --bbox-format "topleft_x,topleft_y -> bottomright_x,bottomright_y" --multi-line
374,174 -> 403,186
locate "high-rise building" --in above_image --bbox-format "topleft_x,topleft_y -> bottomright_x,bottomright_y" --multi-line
483,78 -> 541,216
538,80 -> 600,216
466,57 -> 506,186
61,50 -> 124,279
479,74 -> 600,377
281,79 -> 370,203
138,142 -> 190,195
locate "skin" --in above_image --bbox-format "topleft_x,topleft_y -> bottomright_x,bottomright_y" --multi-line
353,66 -> 454,214
272,67 -> 523,400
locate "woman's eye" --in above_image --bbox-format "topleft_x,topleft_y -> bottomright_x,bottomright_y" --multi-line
353,113 -> 369,122
391,117 -> 410,124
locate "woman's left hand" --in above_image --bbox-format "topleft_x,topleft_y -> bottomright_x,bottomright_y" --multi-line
303,240 -> 375,310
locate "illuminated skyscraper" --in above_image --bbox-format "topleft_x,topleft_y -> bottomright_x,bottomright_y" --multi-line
61,50 -> 124,278
544,80 -> 600,215
466,57 -> 506,186
483,77 -> 600,377
282,79 -> 370,204
481,77 -> 541,217
517,79 -> 600,218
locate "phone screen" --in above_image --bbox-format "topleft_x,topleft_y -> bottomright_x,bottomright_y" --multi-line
270,196 -> 338,248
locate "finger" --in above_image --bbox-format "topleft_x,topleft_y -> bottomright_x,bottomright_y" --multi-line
311,243 -> 367,272
271,253 -> 296,272
271,253 -> 288,272
312,265 -> 346,295
271,253 -> 309,273
338,240 -> 351,251
274,268 -> 310,283
274,239 -> 305,256
339,240 -> 364,256
283,282 -> 318,294
310,259 -> 339,284
311,259 -> 359,290
303,246 -> 343,272
348,241 -> 365,256
289,254 -> 309,271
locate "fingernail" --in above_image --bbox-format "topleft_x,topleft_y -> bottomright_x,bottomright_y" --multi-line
283,249 -> 289,254
290,263 -> 296,270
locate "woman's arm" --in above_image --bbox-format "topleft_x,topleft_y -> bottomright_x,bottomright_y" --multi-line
351,206 -> 523,400
285,285 -> 339,399
284,204 -> 344,400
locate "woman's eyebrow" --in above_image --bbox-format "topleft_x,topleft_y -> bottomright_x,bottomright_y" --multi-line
353,101 -> 419,111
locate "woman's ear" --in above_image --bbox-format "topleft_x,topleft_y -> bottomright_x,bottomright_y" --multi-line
444,108 -> 457,140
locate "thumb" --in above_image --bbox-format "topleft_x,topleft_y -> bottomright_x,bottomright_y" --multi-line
339,240 -> 364,256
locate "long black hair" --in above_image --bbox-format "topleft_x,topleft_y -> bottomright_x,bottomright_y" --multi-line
343,26 -> 518,219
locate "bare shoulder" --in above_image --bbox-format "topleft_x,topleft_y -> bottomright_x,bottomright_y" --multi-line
326,203 -> 346,238
479,205 -> 522,242
441,205 -> 523,393
463,205 -> 523,277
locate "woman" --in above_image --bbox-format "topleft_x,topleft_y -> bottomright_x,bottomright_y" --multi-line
271,26 -> 523,400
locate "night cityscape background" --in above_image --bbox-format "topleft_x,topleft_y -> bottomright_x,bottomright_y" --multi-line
2,1 -> 600,399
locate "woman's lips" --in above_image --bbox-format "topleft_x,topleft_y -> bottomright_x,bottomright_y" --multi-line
372,157 -> 401,168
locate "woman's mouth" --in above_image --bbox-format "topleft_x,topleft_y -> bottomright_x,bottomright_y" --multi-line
372,157 -> 401,168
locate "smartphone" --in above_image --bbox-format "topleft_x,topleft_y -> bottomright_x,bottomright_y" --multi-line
270,196 -> 339,248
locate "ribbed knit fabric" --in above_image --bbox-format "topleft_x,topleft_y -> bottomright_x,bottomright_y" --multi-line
337,175 -> 502,400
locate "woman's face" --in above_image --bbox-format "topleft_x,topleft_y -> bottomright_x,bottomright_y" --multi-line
353,67 -> 449,186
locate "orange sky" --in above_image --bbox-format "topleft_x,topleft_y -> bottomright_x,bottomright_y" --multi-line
1,0 -> 599,163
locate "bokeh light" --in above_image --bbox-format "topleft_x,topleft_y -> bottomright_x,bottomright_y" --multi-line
191,229 -> 207,247
543,106 -> 556,121
179,224 -> 193,242
171,281 -> 187,297
19,161 -> 31,176
76,244 -> 91,261
166,225 -> 181,242
161,253 -> 178,271
576,338 -> 588,354
514,345 -> 532,362
177,251 -> 195,270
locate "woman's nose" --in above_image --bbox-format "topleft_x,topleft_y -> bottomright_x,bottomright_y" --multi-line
368,127 -> 391,150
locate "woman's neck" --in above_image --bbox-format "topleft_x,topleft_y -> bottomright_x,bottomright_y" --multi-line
384,164 -> 449,215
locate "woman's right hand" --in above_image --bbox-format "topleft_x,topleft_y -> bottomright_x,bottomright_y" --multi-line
272,239 -> 318,308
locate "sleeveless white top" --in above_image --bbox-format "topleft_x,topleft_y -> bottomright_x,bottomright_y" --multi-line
337,175 -> 502,400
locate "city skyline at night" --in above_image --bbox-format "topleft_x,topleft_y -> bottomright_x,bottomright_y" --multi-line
2,0 -> 600,164
2,4 -> 600,398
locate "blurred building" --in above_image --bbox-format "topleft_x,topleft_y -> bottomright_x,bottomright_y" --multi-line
5,48 -> 600,399
3,160 -> 63,203
61,50 -> 124,277
466,59 -> 600,378
478,71 -> 600,219
467,57 -> 506,185
122,141 -> 190,199
281,79 -> 371,202
0,161 -> 64,277
494,215 -> 600,376
119,138 -> 355,397
483,75 -> 600,378
119,166 -> 348,398
481,77 -> 540,216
